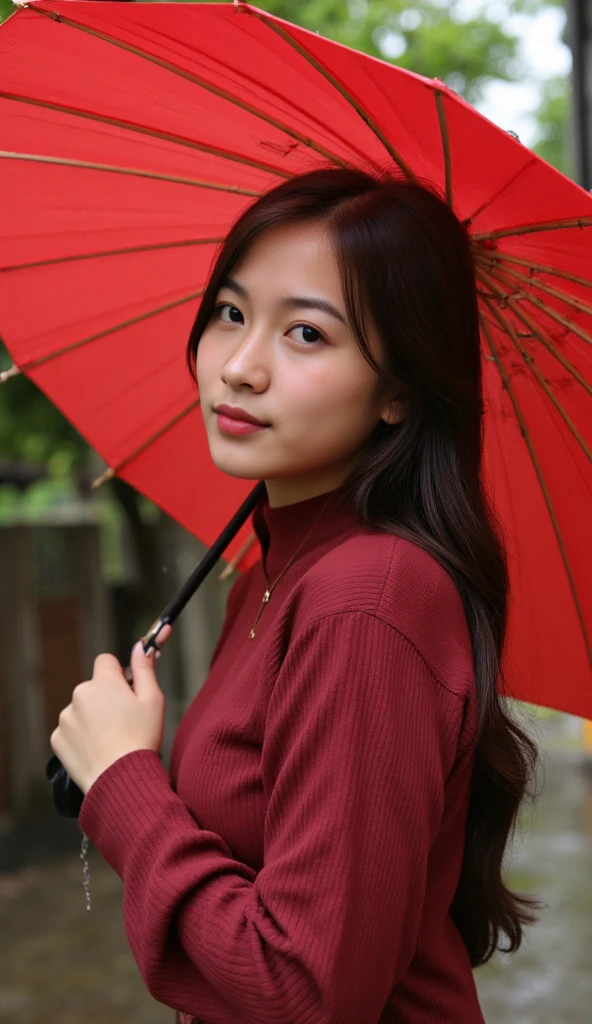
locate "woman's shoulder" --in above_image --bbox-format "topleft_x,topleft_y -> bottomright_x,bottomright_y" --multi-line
296,528 -> 475,699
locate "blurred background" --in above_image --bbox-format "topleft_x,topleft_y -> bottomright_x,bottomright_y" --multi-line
0,1 -> 591,1021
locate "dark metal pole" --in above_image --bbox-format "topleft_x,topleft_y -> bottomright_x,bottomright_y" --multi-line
569,0 -> 591,190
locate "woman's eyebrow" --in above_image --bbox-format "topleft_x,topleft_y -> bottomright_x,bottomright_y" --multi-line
220,276 -> 347,325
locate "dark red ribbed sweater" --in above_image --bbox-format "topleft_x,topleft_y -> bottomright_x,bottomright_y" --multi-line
79,483 -> 485,1024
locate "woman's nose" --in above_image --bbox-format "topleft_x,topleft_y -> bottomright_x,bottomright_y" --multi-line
221,328 -> 271,390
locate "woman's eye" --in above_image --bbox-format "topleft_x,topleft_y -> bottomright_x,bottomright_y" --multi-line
289,324 -> 324,345
215,302 -> 243,323
213,304 -> 323,345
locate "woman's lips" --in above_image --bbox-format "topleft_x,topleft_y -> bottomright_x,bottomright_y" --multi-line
216,412 -> 270,436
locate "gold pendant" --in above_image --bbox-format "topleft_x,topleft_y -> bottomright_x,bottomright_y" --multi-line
249,589 -> 271,639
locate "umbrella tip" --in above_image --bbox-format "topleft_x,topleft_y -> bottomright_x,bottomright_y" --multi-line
91,467 -> 115,489
0,365 -> 20,384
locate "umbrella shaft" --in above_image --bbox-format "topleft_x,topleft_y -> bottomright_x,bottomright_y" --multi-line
158,481 -> 265,626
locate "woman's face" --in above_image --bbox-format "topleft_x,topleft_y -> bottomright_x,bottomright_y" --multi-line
196,220 -> 406,507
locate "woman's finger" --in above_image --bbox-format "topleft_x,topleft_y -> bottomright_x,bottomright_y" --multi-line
152,622 -> 173,658
155,623 -> 172,646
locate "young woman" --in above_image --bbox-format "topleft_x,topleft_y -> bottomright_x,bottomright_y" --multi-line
54,166 -> 541,1024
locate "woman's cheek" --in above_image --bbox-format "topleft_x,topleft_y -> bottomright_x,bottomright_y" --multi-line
195,337 -> 218,394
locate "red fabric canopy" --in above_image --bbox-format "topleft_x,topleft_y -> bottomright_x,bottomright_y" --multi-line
0,0 -> 591,716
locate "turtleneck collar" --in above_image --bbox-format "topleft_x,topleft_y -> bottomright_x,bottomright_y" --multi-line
252,481 -> 360,582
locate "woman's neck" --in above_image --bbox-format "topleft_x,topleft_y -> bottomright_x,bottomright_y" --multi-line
264,460 -> 360,508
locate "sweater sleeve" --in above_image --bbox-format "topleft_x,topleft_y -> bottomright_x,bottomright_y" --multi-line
79,610 -> 463,1024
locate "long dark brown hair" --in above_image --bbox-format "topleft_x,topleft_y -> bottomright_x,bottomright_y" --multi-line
186,165 -> 542,967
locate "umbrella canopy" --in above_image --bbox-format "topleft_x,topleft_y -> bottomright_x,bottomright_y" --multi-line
0,0 -> 591,717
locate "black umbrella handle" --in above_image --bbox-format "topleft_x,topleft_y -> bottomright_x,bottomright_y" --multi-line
46,481 -> 266,818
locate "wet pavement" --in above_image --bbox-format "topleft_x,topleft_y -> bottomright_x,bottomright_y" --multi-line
1,715 -> 590,1023
475,738 -> 592,1022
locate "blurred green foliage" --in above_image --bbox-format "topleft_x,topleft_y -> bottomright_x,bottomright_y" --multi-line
0,360 -> 90,468
532,73 -> 573,177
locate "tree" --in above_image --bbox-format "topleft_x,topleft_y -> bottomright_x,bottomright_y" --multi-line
531,74 -> 573,178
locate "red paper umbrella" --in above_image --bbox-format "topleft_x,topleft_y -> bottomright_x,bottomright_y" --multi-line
0,0 -> 591,717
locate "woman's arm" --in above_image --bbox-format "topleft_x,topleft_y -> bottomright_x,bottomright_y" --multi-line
80,610 -> 463,1024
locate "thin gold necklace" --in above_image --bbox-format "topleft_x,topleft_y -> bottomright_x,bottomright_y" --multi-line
248,494 -> 334,640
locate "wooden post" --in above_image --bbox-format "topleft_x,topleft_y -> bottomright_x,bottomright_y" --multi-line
67,525 -> 115,677
0,527 -> 47,819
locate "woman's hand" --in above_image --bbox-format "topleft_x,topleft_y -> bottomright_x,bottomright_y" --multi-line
50,625 -> 172,796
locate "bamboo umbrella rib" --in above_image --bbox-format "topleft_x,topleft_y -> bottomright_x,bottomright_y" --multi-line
477,282 -> 592,465
29,5 -> 354,171
91,397 -> 201,488
474,250 -> 592,291
433,91 -> 452,207
477,265 -> 592,398
0,364 -> 20,383
10,289 -> 204,372
248,7 -> 416,180
472,216 -> 592,243
479,313 -> 591,666
475,254 -> 592,319
476,303 -> 513,341
0,151 -> 261,195
0,238 -> 224,274
218,531 -> 257,580
0,92 -> 293,180
479,260 -> 592,348
463,157 -> 539,227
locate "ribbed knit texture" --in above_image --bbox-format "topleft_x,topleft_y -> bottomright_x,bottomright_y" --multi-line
79,483 -> 485,1024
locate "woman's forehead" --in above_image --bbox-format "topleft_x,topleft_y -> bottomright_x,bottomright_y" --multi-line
236,221 -> 337,278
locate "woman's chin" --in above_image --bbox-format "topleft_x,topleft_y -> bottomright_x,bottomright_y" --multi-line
209,452 -> 269,481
